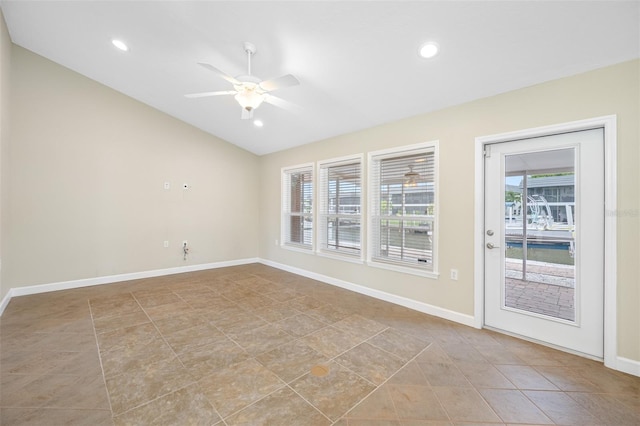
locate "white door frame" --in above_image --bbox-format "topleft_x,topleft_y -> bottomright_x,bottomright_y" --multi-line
473,115 -> 617,369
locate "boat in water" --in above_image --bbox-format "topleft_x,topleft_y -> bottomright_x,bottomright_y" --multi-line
505,194 -> 575,256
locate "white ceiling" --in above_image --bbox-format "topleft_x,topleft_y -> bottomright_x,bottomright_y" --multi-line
1,1 -> 638,155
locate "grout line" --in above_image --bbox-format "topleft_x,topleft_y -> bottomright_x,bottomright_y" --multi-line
213,374 -> 289,423
102,292 -> 204,419
286,382 -> 335,424
130,292 -> 186,369
86,299 -> 115,419
335,341 -> 434,422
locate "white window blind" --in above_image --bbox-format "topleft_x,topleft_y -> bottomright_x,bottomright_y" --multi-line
369,144 -> 437,272
318,157 -> 362,258
281,164 -> 314,250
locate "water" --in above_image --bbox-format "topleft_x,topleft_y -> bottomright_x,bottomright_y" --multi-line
506,245 -> 574,266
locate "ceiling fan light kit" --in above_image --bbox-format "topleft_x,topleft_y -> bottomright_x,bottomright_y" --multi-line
186,41 -> 299,120
234,84 -> 265,112
404,165 -> 420,187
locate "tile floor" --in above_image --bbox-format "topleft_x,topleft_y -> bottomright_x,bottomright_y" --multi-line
1,263 -> 639,425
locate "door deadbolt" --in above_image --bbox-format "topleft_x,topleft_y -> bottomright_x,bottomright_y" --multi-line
486,230 -> 494,236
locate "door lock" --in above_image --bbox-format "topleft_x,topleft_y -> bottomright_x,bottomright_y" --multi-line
486,230 -> 494,236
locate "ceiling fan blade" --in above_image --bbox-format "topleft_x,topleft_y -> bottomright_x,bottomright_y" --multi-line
259,74 -> 299,92
263,94 -> 299,112
197,62 -> 240,85
185,90 -> 236,99
241,108 -> 253,120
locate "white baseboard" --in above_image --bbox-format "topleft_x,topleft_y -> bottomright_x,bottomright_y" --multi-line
0,288 -> 14,316
614,356 -> 640,377
259,258 -> 476,328
0,258 -> 259,316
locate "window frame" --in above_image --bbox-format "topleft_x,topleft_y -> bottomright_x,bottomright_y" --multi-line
367,141 -> 439,278
281,163 -> 315,253
316,154 -> 364,263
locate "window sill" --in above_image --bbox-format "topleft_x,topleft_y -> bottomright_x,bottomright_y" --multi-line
366,260 -> 439,279
316,250 -> 364,264
281,244 -> 314,255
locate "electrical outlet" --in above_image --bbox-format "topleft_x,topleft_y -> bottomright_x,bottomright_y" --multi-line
450,269 -> 459,280
163,240 -> 169,248
163,182 -> 170,190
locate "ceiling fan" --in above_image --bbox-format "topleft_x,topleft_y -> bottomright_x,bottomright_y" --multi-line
404,165 -> 420,187
185,42 -> 299,119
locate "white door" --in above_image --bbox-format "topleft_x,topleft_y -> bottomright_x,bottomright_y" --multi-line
484,128 -> 604,358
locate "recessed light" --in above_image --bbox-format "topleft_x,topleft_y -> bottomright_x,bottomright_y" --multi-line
111,39 -> 129,52
419,42 -> 439,59
253,119 -> 264,127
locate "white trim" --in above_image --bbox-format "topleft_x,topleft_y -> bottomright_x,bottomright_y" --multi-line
281,162 -> 315,251
281,243 -> 315,255
0,258 -> 258,316
260,258 -> 473,327
317,153 -> 365,168
316,153 -> 365,262
473,139 -> 485,329
602,117 -> 618,371
366,140 -> 439,159
0,288 -> 14,316
483,325 -> 603,361
614,357 -> 640,377
316,250 -> 364,265
474,115 -> 618,365
367,140 -> 440,275
366,259 -> 439,279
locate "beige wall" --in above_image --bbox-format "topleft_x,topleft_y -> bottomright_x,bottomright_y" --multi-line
4,45 -> 259,291
259,60 -> 640,362
0,10 -> 10,300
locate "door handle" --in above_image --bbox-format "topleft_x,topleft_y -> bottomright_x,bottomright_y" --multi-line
486,242 -> 500,249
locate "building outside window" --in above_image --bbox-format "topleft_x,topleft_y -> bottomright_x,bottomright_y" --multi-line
524,174 -> 575,225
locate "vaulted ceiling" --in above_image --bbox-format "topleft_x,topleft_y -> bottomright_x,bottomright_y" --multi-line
2,1 -> 638,155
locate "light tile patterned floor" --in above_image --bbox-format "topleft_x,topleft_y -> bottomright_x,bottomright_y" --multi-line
1,264 -> 639,425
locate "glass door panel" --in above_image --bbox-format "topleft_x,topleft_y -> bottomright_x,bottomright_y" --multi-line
503,149 -> 576,321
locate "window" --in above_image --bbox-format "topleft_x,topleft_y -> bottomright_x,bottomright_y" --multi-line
281,164 -> 314,250
318,156 -> 363,259
368,142 -> 438,276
